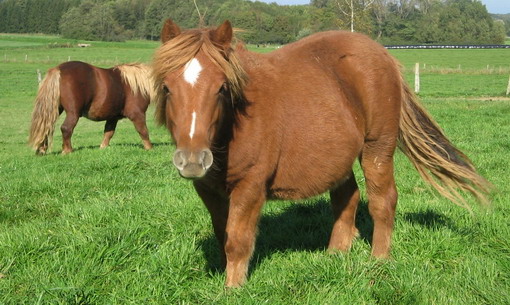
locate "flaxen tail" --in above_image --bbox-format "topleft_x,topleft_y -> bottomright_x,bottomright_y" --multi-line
28,68 -> 61,154
398,80 -> 491,208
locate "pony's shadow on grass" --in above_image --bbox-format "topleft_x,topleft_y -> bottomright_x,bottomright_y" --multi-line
402,209 -> 461,232
42,142 -> 171,155
199,198 -> 374,274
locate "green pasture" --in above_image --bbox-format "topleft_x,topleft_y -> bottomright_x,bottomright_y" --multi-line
0,35 -> 509,304
2,34 -> 509,98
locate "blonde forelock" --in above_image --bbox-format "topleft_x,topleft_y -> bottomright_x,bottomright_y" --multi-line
152,28 -> 247,100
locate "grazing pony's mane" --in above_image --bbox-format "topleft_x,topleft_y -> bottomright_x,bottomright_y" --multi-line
152,28 -> 248,126
115,63 -> 158,102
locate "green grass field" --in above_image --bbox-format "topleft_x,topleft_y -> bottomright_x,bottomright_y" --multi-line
0,35 -> 509,304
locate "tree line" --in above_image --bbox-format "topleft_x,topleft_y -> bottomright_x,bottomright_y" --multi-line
0,0 -> 507,44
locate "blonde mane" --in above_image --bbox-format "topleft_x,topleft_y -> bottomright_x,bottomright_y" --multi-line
152,28 -> 248,126
115,63 -> 159,103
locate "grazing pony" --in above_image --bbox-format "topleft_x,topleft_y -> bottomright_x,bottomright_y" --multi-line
152,20 -> 490,287
29,61 -> 158,154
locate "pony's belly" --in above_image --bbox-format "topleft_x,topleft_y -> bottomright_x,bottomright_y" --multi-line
85,99 -> 124,121
85,112 -> 124,121
268,177 -> 348,200
268,146 -> 360,200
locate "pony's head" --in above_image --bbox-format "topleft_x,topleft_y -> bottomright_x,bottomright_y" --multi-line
153,19 -> 247,179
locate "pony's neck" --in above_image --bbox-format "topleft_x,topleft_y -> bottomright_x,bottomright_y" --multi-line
233,47 -> 265,78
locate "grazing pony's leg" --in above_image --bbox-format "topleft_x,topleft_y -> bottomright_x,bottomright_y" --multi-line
60,112 -> 79,154
128,112 -> 152,150
224,179 -> 266,287
328,173 -> 360,252
37,138 -> 49,155
361,141 -> 398,258
193,181 -> 229,267
100,119 -> 118,149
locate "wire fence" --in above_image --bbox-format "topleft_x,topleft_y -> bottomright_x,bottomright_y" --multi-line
385,44 -> 510,49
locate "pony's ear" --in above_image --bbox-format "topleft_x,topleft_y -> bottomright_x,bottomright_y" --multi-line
210,20 -> 233,51
160,19 -> 181,43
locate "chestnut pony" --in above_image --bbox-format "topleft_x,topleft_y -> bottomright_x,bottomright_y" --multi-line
29,61 -> 157,154
152,20 -> 490,287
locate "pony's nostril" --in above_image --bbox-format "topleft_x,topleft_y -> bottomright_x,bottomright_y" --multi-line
172,149 -> 188,170
201,149 -> 213,170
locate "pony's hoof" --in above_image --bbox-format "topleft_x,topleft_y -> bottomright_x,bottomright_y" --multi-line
143,142 -> 153,150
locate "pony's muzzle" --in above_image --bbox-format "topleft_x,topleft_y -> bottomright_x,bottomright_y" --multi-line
173,148 -> 213,179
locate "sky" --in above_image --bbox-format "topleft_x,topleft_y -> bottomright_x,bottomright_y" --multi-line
253,0 -> 510,14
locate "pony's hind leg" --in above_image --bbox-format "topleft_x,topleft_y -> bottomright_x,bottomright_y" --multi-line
129,112 -> 152,150
60,113 -> 79,154
328,173 -> 360,252
100,119 -> 118,149
361,141 -> 398,258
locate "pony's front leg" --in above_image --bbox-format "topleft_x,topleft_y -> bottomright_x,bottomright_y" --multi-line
193,181 -> 229,267
225,180 -> 266,287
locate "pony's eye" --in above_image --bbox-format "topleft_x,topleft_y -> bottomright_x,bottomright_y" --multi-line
218,82 -> 228,94
162,85 -> 170,95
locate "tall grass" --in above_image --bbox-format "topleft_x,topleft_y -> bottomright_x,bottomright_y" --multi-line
0,35 -> 509,304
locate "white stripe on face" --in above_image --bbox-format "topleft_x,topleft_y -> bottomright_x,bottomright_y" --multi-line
183,58 -> 202,86
189,111 -> 197,139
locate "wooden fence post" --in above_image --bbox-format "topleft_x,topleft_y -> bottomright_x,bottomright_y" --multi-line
414,63 -> 420,94
506,75 -> 510,96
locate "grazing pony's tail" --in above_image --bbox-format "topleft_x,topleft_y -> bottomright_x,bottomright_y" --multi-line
28,68 -> 61,155
398,80 -> 491,208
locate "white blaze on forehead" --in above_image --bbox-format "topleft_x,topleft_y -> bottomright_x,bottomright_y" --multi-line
189,111 -> 197,139
183,58 -> 202,86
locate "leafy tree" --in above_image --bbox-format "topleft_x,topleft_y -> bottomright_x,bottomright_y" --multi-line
0,0 -> 77,34
59,1 -> 95,40
143,0 -> 167,40
114,0 -> 151,38
331,0 -> 374,33
60,0 -> 125,41
89,1 -> 125,41
0,0 -> 506,44
311,0 -> 329,8
493,14 -> 510,36
433,0 -> 504,44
